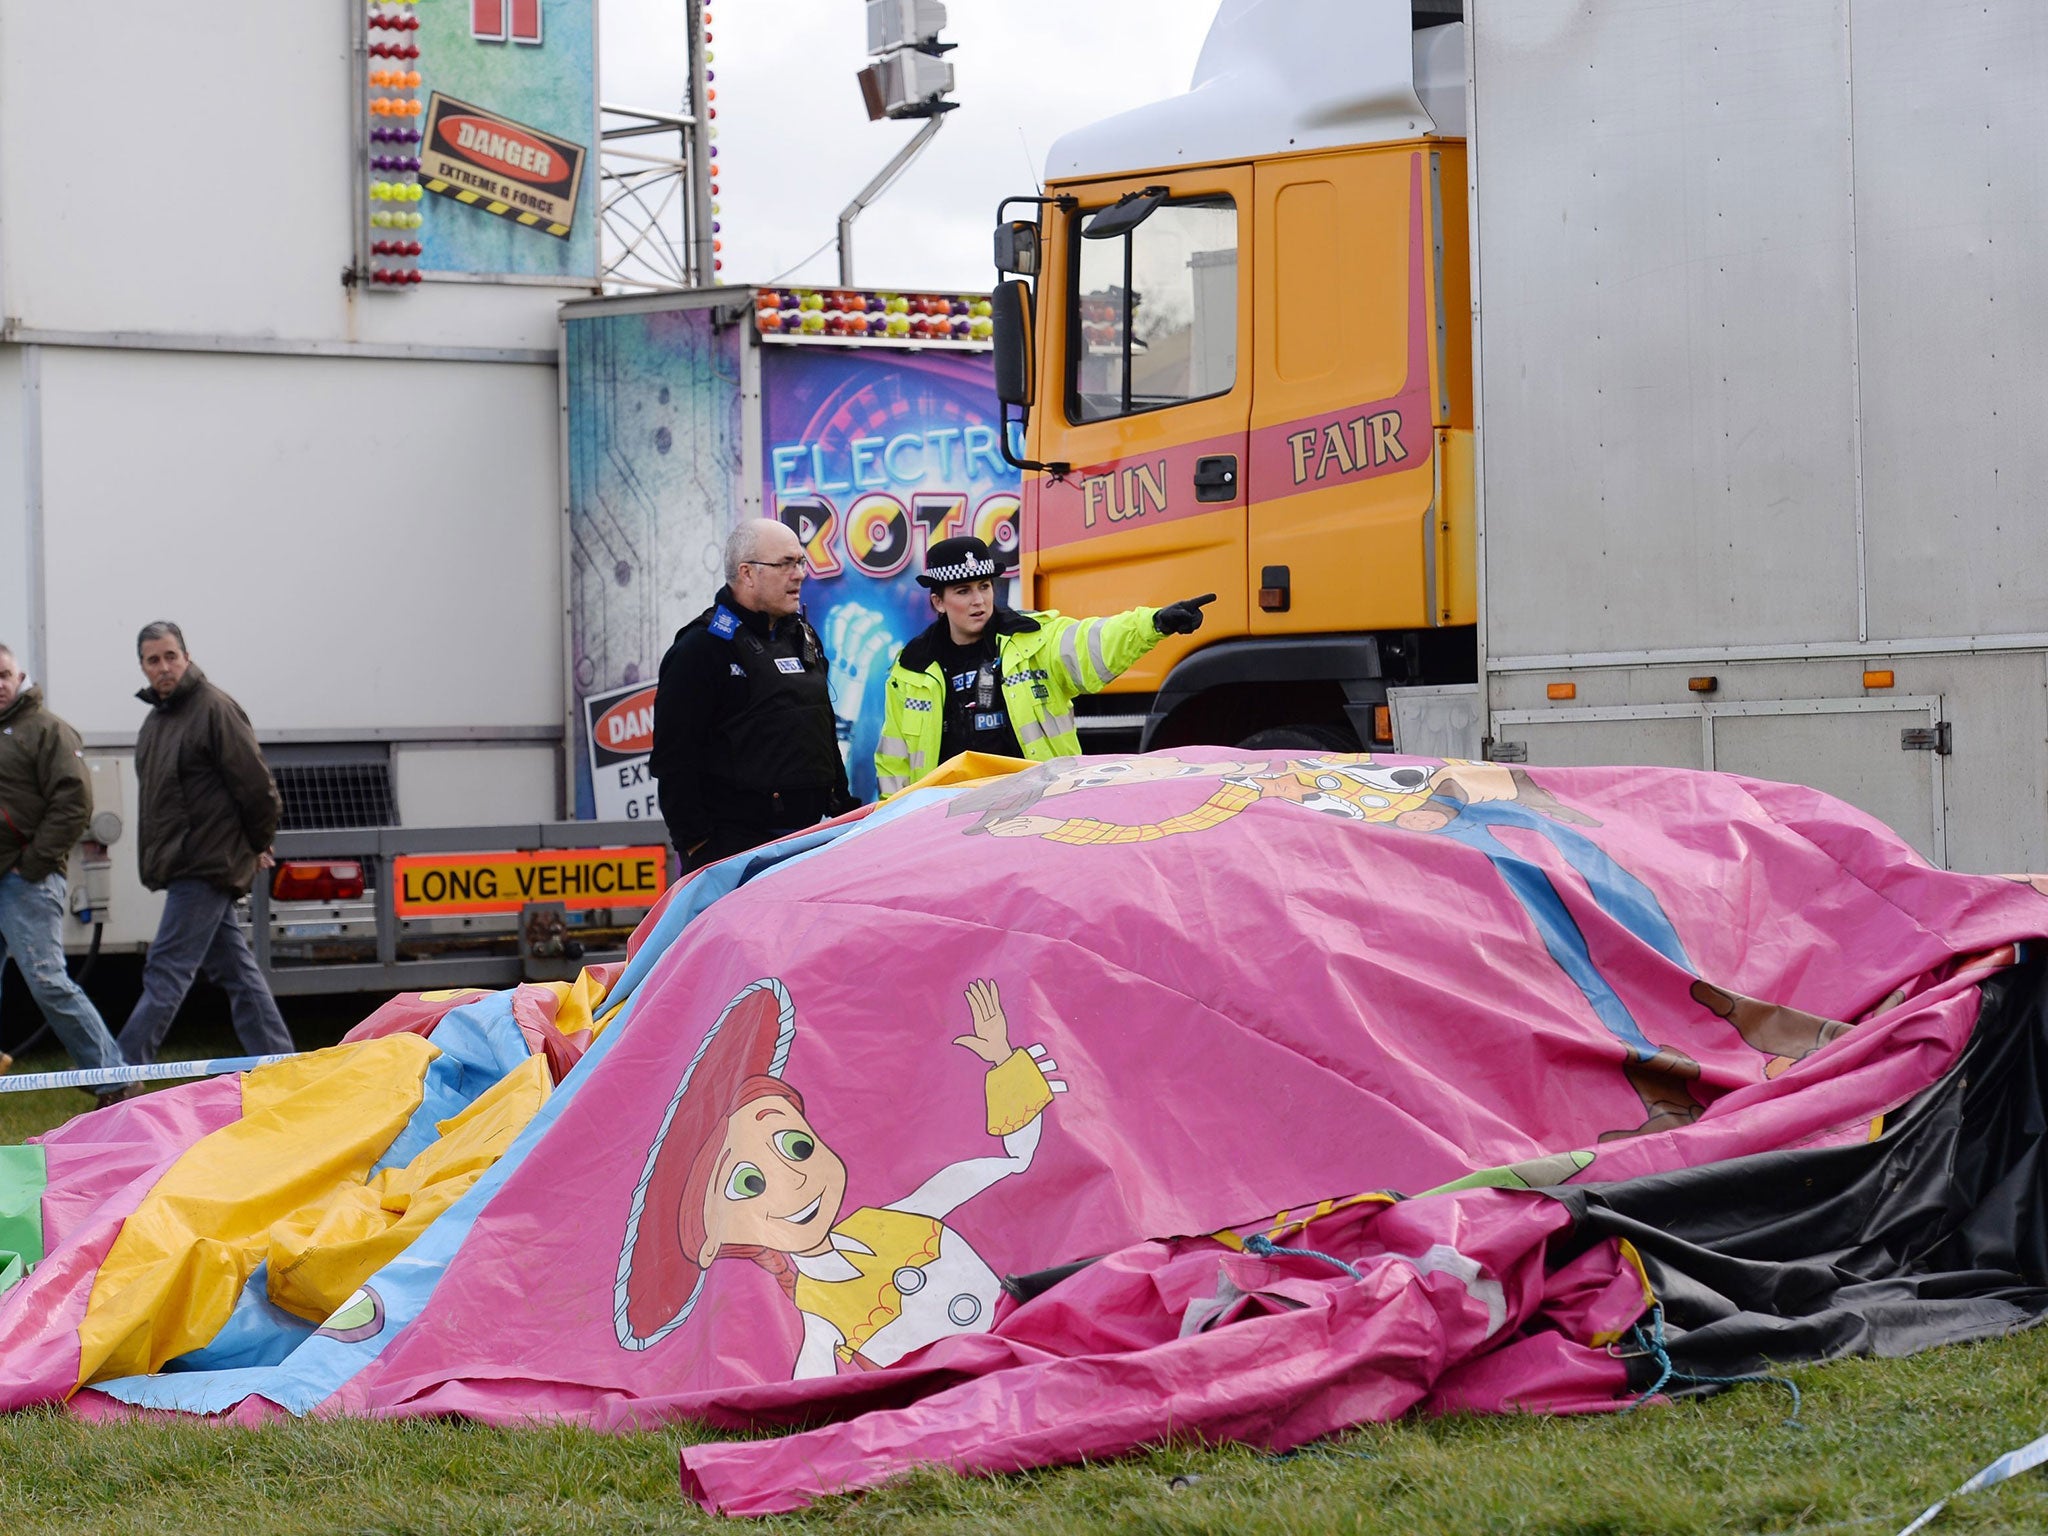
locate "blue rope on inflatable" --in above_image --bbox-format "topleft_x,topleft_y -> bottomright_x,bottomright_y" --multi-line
1618,1304 -> 1803,1426
1242,1231 -> 1364,1280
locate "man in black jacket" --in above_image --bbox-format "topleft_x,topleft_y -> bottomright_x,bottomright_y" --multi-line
650,520 -> 855,871
0,643 -> 124,1087
117,622 -> 296,1065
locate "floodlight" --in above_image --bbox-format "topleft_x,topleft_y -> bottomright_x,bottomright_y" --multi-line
866,0 -> 949,56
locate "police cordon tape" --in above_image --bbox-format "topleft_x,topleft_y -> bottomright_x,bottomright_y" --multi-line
1896,1426 -> 2048,1535
0,1055 -> 295,1094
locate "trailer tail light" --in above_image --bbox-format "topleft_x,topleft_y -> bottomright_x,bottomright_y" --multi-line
1546,682 -> 1577,701
272,861 -> 366,903
1371,705 -> 1393,746
1863,669 -> 1895,690
1688,675 -> 1719,694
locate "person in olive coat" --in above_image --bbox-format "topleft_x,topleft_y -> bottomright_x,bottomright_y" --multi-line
117,622 -> 296,1065
0,643 -> 124,1089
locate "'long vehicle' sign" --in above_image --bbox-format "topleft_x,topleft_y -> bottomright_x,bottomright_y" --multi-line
393,847 -> 666,916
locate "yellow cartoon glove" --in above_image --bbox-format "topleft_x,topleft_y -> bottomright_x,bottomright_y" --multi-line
986,1046 -> 1061,1136
953,978 -> 1069,1135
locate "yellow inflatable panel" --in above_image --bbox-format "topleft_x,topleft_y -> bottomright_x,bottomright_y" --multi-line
556,967 -> 614,1043
77,1035 -> 438,1387
267,1054 -> 551,1322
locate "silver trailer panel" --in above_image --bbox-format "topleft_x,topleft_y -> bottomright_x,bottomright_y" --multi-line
1852,0 -> 2048,642
1471,2 -> 2048,871
1472,0 -> 1862,659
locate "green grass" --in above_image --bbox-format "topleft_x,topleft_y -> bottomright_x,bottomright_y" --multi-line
2,1343 -> 2047,1535
5,1068 -> 2048,1533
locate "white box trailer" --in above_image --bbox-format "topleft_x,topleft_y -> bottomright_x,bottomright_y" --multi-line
1467,0 -> 2048,872
0,0 -> 599,955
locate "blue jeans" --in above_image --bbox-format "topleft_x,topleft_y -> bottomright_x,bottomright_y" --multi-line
1426,797 -> 1693,1061
118,879 -> 295,1065
0,869 -> 123,1070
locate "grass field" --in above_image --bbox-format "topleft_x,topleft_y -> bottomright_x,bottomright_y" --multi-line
3,1046 -> 2047,1535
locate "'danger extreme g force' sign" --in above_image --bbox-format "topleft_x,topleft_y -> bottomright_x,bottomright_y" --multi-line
421,92 -> 586,238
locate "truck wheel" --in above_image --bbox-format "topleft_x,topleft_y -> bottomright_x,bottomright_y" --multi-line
1235,724 -> 1357,753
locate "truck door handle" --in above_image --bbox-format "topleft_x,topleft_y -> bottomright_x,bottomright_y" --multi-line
1193,455 -> 1238,503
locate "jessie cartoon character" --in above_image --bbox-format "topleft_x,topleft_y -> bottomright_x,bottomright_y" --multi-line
613,976 -> 1068,1376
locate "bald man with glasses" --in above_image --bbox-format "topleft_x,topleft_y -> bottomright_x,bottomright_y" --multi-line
649,519 -> 856,871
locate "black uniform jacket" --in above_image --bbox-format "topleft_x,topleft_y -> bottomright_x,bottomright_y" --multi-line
648,587 -> 853,851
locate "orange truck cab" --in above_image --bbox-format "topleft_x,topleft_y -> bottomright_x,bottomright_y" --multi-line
991,2 -> 1473,753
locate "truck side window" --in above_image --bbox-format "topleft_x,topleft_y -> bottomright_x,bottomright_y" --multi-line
1068,197 -> 1238,424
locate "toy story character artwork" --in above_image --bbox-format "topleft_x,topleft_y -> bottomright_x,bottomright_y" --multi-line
614,977 -> 1068,1376
949,755 -> 1850,1138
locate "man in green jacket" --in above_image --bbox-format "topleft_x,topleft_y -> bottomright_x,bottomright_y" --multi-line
117,622 -> 296,1066
0,643 -> 124,1086
875,537 -> 1213,798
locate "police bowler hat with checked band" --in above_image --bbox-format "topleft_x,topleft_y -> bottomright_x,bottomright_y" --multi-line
918,536 -> 1004,591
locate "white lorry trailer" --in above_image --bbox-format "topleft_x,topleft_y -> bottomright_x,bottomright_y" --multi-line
1467,0 -> 2048,874
992,0 -> 2048,874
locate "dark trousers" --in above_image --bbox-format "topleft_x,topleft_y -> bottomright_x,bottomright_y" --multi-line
118,879 -> 296,1064
677,822 -> 809,874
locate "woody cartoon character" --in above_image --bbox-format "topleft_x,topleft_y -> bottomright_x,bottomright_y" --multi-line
614,977 -> 1068,1376
951,754 -> 1849,1138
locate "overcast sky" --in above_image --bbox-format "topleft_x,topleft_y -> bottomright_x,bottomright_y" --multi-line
602,1 -> 1214,292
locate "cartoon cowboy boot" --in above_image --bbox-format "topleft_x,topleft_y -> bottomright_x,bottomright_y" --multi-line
1599,1044 -> 1703,1141
1690,980 -> 1852,1077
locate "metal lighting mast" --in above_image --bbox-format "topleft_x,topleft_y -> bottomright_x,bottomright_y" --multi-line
600,0 -> 718,290
840,0 -> 958,286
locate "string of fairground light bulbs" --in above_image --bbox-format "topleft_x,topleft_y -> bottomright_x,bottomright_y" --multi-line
706,5 -> 723,277
359,3 -> 716,284
366,0 -> 426,285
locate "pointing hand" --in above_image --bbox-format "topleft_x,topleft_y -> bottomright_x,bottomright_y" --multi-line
1153,594 -> 1216,635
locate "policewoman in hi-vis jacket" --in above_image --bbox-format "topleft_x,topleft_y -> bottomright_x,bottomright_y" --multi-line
873,536 -> 1213,798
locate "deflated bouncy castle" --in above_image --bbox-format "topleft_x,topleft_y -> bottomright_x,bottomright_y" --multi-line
5,752 -> 2048,1514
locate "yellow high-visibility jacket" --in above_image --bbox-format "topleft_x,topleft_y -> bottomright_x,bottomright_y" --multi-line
875,606 -> 1162,798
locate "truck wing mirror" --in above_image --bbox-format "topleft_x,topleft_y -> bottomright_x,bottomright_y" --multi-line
994,220 -> 1040,277
989,280 -> 1067,478
1082,185 -> 1167,240
991,279 -> 1034,408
